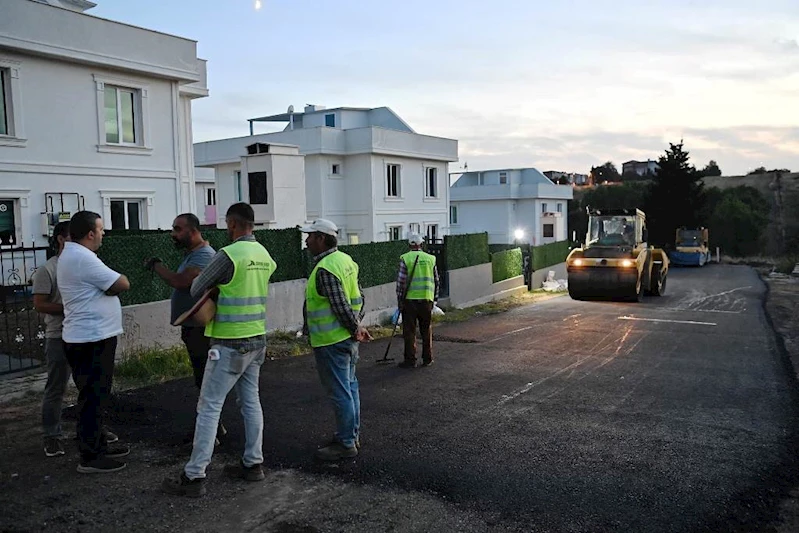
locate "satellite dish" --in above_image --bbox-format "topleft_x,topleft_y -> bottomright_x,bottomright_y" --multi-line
288,105 -> 294,114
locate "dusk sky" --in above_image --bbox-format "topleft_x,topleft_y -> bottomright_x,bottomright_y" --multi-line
92,0 -> 798,176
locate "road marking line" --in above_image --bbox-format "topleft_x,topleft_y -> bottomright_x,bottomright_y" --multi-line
486,326 -> 533,343
617,316 -> 717,326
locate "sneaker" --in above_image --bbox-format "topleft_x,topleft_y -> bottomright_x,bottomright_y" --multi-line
77,457 -> 127,474
397,360 -> 417,369
44,437 -> 65,457
161,472 -> 206,498
421,360 -> 434,367
105,444 -> 130,459
223,460 -> 265,482
314,442 -> 358,462
327,437 -> 360,450
103,428 -> 119,444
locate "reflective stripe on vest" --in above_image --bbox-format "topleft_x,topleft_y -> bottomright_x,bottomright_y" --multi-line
401,251 -> 436,301
205,240 -> 276,339
306,250 -> 362,348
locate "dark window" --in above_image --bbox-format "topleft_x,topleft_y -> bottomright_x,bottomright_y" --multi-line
0,199 -> 16,245
543,224 -> 554,238
325,113 -> 335,127
110,200 -> 125,229
248,171 -> 268,204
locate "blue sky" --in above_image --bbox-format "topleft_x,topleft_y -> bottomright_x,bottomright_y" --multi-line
92,0 -> 798,176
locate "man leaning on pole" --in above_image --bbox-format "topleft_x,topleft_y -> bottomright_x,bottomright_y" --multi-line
396,233 -> 439,368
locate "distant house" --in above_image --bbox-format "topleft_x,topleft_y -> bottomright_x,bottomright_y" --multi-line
543,170 -> 591,186
622,160 -> 659,177
449,168 -> 573,245
194,105 -> 458,243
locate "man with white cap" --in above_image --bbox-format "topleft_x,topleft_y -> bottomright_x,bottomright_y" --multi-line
301,218 -> 372,461
396,233 -> 439,368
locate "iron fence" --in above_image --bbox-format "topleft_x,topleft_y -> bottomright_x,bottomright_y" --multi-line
426,238 -> 449,297
0,244 -> 50,376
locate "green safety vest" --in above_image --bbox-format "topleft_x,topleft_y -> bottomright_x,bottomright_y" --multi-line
306,250 -> 363,348
401,250 -> 436,302
205,240 -> 276,339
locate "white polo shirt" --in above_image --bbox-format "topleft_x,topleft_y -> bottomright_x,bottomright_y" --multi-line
57,241 -> 124,343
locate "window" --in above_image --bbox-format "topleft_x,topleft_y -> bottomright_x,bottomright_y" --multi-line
425,167 -> 438,198
205,188 -> 216,206
499,172 -> 507,184
348,233 -> 359,245
409,222 -> 421,234
234,171 -> 242,201
104,86 -> 138,144
450,205 -> 458,224
386,164 -> 401,197
542,203 -> 548,213
0,199 -> 16,245
110,199 -> 142,230
331,163 -> 341,176
0,70 -> 8,136
426,224 -> 438,242
543,224 -> 554,238
248,171 -> 268,204
388,226 -> 402,241
325,113 -> 335,127
557,203 -> 562,213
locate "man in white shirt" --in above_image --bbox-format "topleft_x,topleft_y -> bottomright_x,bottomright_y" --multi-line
58,211 -> 131,474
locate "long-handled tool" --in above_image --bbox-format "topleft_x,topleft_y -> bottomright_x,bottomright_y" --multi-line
376,255 -> 419,365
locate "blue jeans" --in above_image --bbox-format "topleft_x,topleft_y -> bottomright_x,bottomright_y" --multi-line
314,339 -> 360,448
184,344 -> 265,480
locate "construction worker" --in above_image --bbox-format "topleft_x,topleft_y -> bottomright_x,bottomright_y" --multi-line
162,202 -> 276,497
397,233 -> 440,368
301,218 -> 372,462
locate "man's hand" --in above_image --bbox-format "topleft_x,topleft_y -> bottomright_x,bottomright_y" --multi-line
143,257 -> 162,272
354,326 -> 373,343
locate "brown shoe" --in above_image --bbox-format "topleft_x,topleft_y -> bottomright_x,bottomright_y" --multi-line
314,442 -> 358,462
223,460 -> 265,482
421,360 -> 434,367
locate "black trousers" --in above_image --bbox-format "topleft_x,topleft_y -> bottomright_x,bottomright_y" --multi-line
64,337 -> 117,461
181,326 -> 211,390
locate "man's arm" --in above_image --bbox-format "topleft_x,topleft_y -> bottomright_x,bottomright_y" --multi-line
31,269 -> 62,315
190,251 -> 234,298
433,265 -> 440,302
396,259 -> 407,307
152,263 -> 202,290
105,275 -> 130,296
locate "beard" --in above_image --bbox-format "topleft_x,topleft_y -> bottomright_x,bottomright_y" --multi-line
172,237 -> 189,249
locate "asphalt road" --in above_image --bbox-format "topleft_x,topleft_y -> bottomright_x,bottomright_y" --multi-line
117,264 -> 799,532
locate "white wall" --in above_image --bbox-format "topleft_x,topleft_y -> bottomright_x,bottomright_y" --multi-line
451,200 -> 512,244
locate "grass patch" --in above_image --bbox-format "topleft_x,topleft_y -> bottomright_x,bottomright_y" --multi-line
433,290 -> 564,324
115,345 -> 193,389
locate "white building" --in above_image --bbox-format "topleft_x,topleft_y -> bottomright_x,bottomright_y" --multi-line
194,167 -> 217,226
449,168 -> 573,245
194,105 -> 459,244
622,159 -> 659,176
0,0 -> 208,252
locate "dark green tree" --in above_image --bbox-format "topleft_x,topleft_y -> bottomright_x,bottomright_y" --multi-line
590,162 -> 621,183
700,160 -> 722,177
643,142 -> 706,246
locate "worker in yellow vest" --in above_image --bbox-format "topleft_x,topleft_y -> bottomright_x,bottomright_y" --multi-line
397,233 -> 440,368
302,218 -> 372,462
163,202 -> 276,497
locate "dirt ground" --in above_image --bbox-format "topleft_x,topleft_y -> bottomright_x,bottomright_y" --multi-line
1,279 -> 798,533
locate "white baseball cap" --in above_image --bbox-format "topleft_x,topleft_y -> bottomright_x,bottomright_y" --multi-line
408,232 -> 424,245
300,218 -> 339,236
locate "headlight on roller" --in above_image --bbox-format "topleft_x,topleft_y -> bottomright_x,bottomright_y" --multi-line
572,258 -> 583,266
621,259 -> 634,267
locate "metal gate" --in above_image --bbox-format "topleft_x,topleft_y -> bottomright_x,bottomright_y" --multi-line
0,244 -> 49,375
425,238 -> 449,297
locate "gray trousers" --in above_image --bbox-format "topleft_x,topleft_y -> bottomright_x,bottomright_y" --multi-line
41,338 -> 70,439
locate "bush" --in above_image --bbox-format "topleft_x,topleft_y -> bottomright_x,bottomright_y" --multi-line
115,345 -> 192,383
491,248 -> 523,283
98,227 -> 305,305
531,240 -> 570,271
445,233 -> 490,270
339,240 -> 410,288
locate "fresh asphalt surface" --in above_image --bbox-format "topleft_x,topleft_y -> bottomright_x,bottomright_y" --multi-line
115,264 -> 799,532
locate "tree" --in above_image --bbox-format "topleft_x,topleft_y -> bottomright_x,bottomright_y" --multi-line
700,160 -> 722,177
643,142 -> 705,247
590,162 -> 621,183
748,166 -> 768,175
568,182 -> 649,243
709,192 -> 769,256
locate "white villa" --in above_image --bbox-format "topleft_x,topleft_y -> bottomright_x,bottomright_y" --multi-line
194,105 -> 459,244
0,0 -> 208,257
449,168 -> 573,245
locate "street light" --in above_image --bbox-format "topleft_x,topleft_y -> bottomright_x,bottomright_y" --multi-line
514,229 -> 524,241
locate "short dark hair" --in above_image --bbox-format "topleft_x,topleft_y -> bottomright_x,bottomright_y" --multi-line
176,213 -> 201,231
322,233 -> 338,248
49,221 -> 70,249
69,211 -> 101,241
226,202 -> 255,227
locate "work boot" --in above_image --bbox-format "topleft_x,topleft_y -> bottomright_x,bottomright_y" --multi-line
314,442 -> 358,462
421,359 -> 434,367
397,360 -> 417,369
161,472 -> 207,498
223,460 -> 265,482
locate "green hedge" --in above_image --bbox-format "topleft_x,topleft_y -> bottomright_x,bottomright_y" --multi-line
531,240 -> 571,271
339,240 -> 409,288
98,227 -> 304,305
445,233 -> 490,270
491,247 -> 523,283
